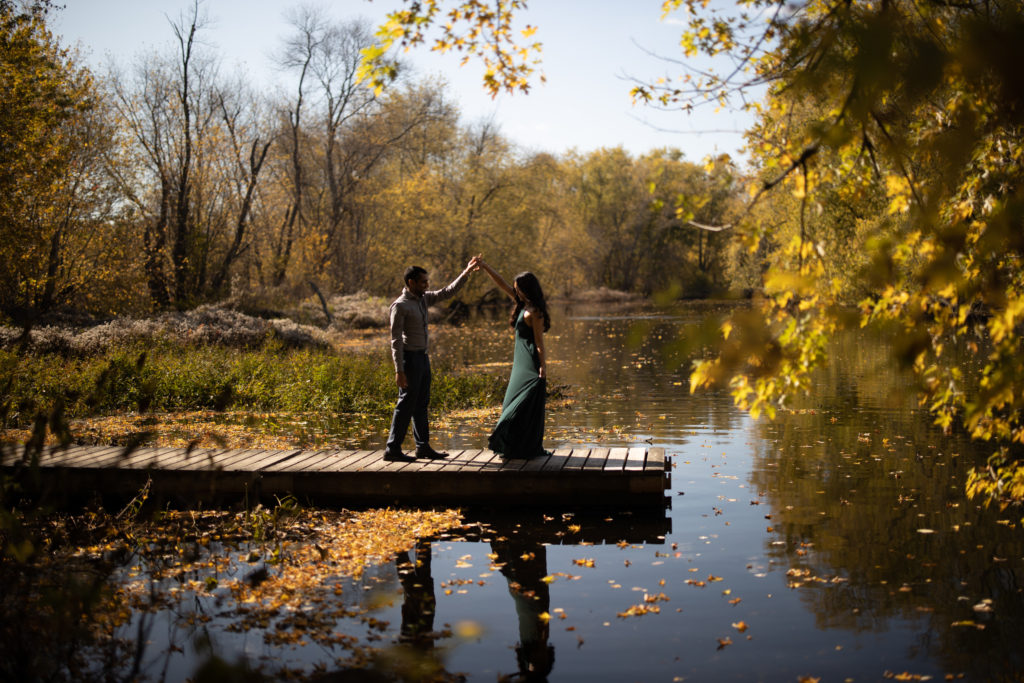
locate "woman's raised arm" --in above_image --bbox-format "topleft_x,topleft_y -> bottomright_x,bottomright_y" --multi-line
476,256 -> 517,301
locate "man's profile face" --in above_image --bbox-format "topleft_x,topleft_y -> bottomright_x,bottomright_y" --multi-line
407,273 -> 429,296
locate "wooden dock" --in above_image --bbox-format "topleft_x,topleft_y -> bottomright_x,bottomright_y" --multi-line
1,443 -> 671,509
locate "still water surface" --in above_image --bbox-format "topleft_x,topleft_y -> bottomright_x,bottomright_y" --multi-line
135,302 -> 1024,681
421,302 -> 1022,681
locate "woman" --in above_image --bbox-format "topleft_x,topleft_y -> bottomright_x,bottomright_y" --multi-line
477,258 -> 551,458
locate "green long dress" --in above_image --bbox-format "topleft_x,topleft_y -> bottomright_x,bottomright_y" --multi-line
488,310 -> 547,458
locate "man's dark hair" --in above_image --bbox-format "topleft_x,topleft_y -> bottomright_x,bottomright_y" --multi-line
404,266 -> 427,286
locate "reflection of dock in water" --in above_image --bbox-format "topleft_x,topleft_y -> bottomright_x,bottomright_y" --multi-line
2,444 -> 670,509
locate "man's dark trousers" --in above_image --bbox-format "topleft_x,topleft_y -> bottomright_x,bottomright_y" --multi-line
386,350 -> 431,453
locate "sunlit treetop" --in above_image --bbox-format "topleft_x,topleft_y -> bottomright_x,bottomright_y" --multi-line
358,0 -> 543,97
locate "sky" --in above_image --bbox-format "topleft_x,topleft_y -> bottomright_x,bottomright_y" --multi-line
54,0 -> 755,162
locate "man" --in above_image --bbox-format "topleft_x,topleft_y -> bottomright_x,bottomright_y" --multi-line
385,258 -> 480,461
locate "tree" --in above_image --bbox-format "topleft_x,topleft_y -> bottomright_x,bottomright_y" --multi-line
269,9 -> 453,294
0,3 -> 121,320
559,148 -> 735,296
109,2 -> 273,308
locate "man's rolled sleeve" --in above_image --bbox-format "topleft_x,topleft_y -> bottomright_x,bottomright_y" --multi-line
389,302 -> 405,373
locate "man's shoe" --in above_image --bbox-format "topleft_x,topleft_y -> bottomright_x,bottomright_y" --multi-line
416,446 -> 449,459
383,449 -> 416,463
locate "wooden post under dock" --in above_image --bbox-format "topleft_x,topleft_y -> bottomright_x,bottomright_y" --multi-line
1,444 -> 671,509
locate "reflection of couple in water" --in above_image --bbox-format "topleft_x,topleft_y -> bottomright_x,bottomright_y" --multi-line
492,537 -> 555,681
394,535 -> 555,681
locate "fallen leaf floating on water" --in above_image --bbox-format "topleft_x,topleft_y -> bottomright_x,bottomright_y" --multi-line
972,600 -> 994,613
617,603 -> 661,618
883,671 -> 934,681
950,620 -> 985,630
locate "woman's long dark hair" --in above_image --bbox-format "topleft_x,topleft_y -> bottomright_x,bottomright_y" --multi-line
510,272 -> 551,332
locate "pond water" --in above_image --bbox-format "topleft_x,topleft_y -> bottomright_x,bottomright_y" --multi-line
119,302 -> 1024,681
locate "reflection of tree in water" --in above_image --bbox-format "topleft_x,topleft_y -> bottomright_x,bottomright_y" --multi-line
749,381 -> 1024,680
491,537 -> 555,682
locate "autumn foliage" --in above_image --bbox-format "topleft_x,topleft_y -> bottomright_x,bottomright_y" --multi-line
360,0 -> 1024,504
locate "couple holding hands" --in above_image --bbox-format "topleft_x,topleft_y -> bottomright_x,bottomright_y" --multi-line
385,256 -> 551,462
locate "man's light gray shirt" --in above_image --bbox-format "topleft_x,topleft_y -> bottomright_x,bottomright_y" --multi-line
389,272 -> 469,373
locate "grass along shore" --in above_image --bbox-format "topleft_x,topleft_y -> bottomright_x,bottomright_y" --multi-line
0,337 -> 507,448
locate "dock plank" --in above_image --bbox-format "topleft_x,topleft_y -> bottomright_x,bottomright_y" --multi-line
149,447 -> 227,470
79,446 -> 153,469
497,454 -> 532,472
625,447 -> 646,472
120,446 -> 181,470
604,447 -> 628,472
541,447 -> 573,472
358,450 -> 400,473
35,445 -> 106,466
154,446 -> 210,469
297,450 -> 348,473
182,448 -> 257,471
448,448 -> 486,472
229,448 -> 304,472
274,449 -> 333,472
646,447 -> 666,471
285,450 -> 338,473
562,448 -> 591,471
321,450 -> 375,472
250,449 -> 307,472
521,451 -> 553,472
418,450 -> 465,472
583,447 -> 609,471
50,445 -> 125,468
462,449 -> 499,472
